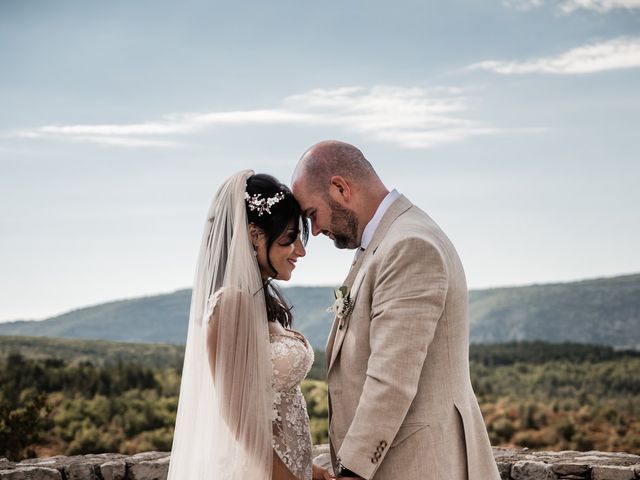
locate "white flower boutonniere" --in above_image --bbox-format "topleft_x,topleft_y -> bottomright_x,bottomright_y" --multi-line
327,286 -> 353,322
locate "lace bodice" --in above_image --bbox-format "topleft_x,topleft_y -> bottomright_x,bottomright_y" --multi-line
270,329 -> 314,480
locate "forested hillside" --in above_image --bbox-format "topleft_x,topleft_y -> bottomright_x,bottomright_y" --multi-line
1,338 -> 638,460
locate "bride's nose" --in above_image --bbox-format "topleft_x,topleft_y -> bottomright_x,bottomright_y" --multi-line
294,237 -> 306,257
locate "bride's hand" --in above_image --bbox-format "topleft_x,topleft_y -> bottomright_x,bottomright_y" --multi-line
312,463 -> 335,480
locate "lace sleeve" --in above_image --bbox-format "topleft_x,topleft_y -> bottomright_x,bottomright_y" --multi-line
205,288 -> 224,324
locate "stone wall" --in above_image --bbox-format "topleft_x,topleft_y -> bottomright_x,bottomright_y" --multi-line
1,446 -> 639,479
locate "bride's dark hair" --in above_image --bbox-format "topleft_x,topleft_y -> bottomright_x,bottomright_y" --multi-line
245,173 -> 309,328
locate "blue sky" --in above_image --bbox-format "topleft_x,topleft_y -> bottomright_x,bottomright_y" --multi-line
1,0 -> 639,321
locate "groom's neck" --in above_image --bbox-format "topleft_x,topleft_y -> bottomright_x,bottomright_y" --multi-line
356,186 -> 390,242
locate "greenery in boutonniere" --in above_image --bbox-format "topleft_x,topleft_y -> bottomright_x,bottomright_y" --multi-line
327,286 -> 353,320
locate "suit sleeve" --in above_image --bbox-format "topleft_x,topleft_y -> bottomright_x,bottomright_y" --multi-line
337,237 -> 448,479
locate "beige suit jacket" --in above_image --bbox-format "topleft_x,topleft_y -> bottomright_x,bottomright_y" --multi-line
326,195 -> 500,480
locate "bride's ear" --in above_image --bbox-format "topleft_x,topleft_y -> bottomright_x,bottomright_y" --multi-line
248,223 -> 264,247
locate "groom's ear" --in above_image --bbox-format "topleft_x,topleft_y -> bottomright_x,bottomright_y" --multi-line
329,176 -> 351,202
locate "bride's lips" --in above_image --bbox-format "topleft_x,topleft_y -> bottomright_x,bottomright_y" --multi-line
287,259 -> 297,268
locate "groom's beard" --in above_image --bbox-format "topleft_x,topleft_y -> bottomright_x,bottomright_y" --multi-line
328,199 -> 359,250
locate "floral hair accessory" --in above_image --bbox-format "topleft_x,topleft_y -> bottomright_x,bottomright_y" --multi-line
244,191 -> 286,216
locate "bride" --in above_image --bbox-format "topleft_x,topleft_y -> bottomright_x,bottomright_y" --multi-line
167,170 -> 333,480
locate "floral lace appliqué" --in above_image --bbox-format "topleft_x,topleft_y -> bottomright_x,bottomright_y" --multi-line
270,333 -> 314,480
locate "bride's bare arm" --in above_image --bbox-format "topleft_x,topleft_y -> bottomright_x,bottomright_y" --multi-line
272,452 -> 298,480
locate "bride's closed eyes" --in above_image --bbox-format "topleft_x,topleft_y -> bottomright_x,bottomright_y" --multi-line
277,217 -> 309,247
277,228 -> 298,246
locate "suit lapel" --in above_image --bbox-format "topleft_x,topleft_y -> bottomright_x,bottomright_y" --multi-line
325,251 -> 368,368
326,195 -> 413,373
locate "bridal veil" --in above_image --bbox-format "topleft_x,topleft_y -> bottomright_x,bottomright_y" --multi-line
167,170 -> 273,479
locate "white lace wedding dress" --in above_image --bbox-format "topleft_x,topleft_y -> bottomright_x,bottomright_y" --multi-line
270,326 -> 315,480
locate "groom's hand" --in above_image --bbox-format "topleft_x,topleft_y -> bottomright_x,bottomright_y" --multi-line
312,464 -> 335,480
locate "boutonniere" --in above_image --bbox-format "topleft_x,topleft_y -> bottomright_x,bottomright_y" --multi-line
327,286 -> 353,326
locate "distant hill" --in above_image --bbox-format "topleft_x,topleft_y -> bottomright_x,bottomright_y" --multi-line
0,290 -> 192,344
0,286 -> 335,348
469,273 -> 640,349
0,274 -> 638,349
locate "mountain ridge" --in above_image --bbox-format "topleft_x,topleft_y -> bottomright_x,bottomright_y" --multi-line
1,273 -> 638,350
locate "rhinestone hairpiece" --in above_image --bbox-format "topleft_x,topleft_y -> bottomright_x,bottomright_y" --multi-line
244,191 -> 286,216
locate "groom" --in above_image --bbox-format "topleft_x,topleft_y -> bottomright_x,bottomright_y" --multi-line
292,141 -> 500,480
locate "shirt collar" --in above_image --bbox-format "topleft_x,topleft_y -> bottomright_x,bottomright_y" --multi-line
360,189 -> 400,250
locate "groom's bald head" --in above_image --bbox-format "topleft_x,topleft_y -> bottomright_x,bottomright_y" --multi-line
292,140 -> 389,249
292,140 -> 378,192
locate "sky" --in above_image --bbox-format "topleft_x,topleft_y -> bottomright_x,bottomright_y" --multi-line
1,0 -> 639,322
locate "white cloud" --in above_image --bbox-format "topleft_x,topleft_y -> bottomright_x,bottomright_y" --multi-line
467,36 -> 640,75
560,0 -> 640,11
503,0 -> 640,12
502,0 -> 545,11
10,129 -> 182,148
9,85 -> 527,150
